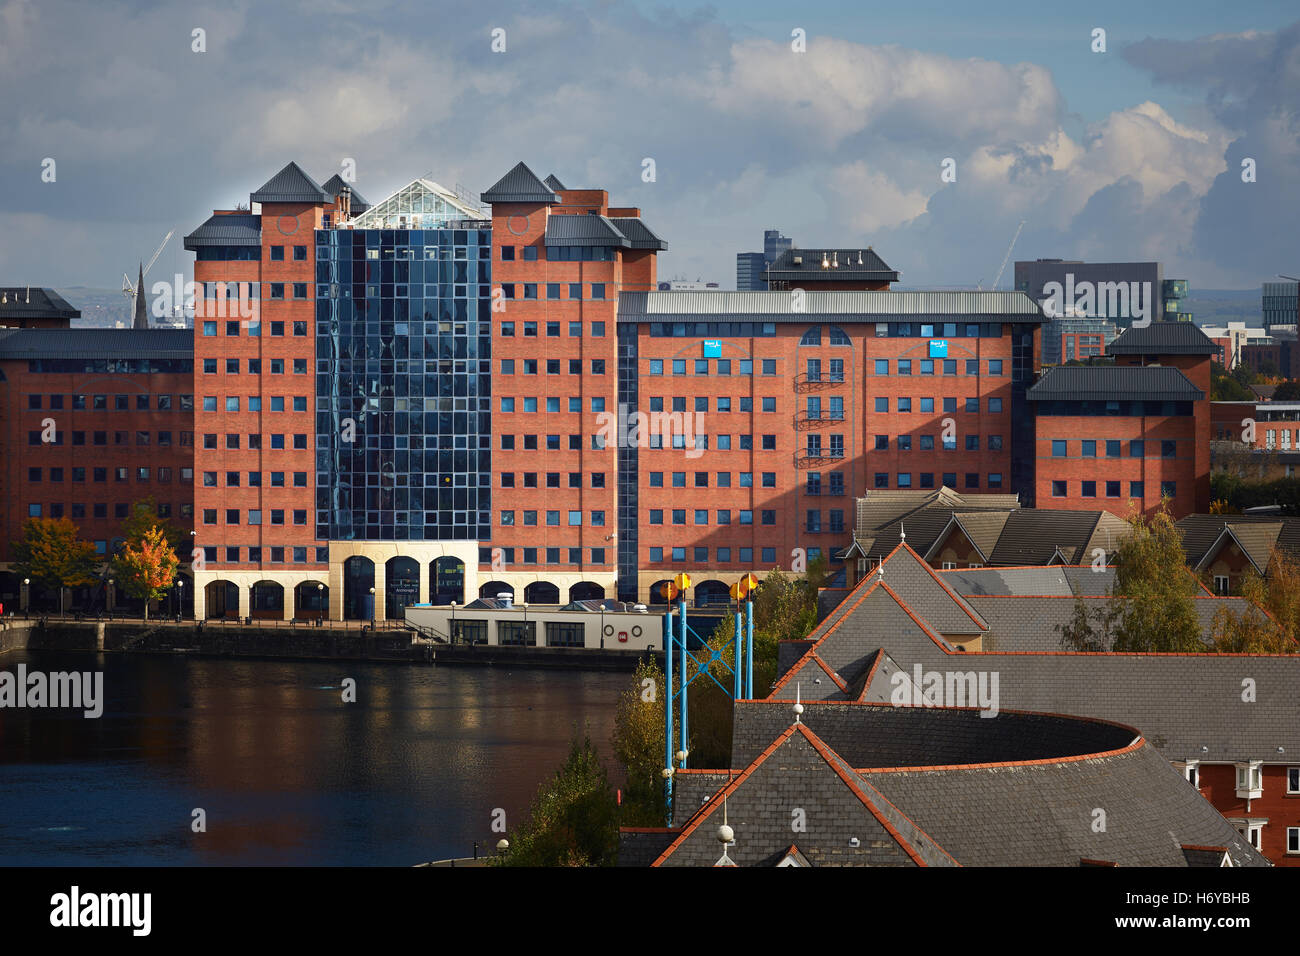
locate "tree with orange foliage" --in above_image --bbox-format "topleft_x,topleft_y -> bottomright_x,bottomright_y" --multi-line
112,525 -> 180,622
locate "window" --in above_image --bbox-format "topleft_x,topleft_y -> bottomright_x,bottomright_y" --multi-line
1162,439 -> 1176,459
898,360 -> 912,376
988,398 -> 1002,413
988,359 -> 1003,375
1129,439 -> 1145,458
1130,480 -> 1145,498
1288,767 -> 1300,794
965,436 -> 978,451
1081,481 -> 1096,498
1161,480 -> 1177,499
1081,440 -> 1096,457
1289,828 -> 1300,856
1052,480 -> 1067,497
591,283 -> 606,299
1052,439 -> 1067,457
1235,762 -> 1263,798
1106,480 -> 1121,498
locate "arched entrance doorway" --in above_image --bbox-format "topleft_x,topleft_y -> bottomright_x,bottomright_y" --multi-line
649,579 -> 674,604
295,581 -> 329,620
430,556 -> 465,605
250,581 -> 285,620
205,580 -> 239,619
694,579 -> 731,606
568,581 -> 606,603
523,581 -> 560,604
385,557 -> 420,619
478,580 -> 514,601
344,556 -> 376,620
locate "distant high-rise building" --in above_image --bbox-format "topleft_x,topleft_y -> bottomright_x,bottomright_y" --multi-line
1263,281 -> 1299,330
736,229 -> 793,290
763,229 -> 792,264
1014,259 -> 1189,330
736,252 -> 765,291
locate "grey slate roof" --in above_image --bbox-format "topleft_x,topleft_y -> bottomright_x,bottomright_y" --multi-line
0,287 -> 80,321
652,700 -> 1267,866
968,594 -> 1246,652
617,289 -> 1047,323
765,247 -> 899,283
1109,321 -> 1218,355
321,174 -> 370,212
1027,365 -> 1205,402
783,544 -> 1300,766
183,213 -> 261,249
480,161 -> 558,204
609,217 -> 667,250
543,173 -> 566,191
986,510 -> 1113,565
1177,514 -> 1300,570
0,328 -> 192,360
942,566 -> 1114,597
250,161 -> 329,204
544,214 -> 629,248
652,723 -> 955,867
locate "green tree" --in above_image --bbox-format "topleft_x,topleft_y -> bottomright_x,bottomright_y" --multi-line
1056,596 -> 1114,651
11,517 -> 100,614
1211,361 -> 1253,401
496,730 -> 620,867
112,525 -> 180,622
612,658 -> 669,827
120,497 -> 188,555
1272,380 -> 1300,402
1107,505 -> 1204,652
1210,549 -> 1300,653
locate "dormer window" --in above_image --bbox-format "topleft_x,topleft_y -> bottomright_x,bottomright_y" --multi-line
1184,760 -> 1200,789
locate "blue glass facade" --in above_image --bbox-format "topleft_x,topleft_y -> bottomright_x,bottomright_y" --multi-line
314,226 -> 493,541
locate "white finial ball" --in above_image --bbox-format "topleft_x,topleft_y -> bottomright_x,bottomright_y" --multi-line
793,702 -> 804,716
717,823 -> 734,844
496,839 -> 509,852
661,767 -> 674,779
676,749 -> 688,763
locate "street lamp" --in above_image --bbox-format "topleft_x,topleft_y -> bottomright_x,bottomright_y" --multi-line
22,577 -> 29,616
368,586 -> 376,628
316,582 -> 324,624
175,577 -> 183,620
451,600 -> 458,644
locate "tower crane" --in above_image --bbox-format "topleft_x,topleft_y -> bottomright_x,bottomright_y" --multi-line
122,230 -> 174,322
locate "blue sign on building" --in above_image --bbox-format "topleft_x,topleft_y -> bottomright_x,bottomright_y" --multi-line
929,339 -> 948,358
703,340 -> 722,357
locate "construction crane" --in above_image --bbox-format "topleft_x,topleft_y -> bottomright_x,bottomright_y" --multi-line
989,220 -> 1026,291
122,230 -> 174,323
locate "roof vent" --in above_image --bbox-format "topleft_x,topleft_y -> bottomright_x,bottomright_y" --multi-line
821,253 -> 829,269
832,251 -> 839,269
793,255 -> 802,266
858,251 -> 864,266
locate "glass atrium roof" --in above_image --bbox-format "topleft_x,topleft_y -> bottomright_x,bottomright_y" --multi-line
350,178 -> 488,229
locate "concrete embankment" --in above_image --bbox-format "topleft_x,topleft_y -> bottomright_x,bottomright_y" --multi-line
0,619 -> 659,671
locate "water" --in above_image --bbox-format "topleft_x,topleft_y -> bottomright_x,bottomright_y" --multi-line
0,650 -> 629,866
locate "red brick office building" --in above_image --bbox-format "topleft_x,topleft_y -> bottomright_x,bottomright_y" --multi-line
618,283 -> 1044,600
0,324 -> 194,611
1029,323 -> 1214,520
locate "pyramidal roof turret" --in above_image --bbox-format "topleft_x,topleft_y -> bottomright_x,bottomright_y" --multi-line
250,161 -> 330,204
322,174 -> 370,213
481,161 -> 559,205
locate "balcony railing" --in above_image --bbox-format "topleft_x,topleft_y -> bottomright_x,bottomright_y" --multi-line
792,372 -> 846,392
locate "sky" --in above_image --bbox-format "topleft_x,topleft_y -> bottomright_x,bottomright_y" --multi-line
1,0 -> 1298,292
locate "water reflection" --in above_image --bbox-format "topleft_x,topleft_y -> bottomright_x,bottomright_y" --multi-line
0,651 -> 627,866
